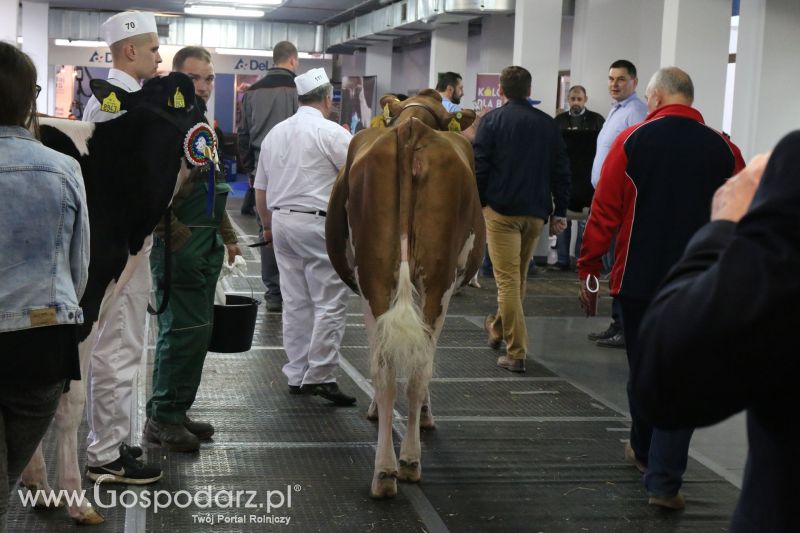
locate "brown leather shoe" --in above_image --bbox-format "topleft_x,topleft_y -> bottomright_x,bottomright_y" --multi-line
648,492 -> 685,510
496,355 -> 526,373
624,441 -> 646,473
484,315 -> 502,349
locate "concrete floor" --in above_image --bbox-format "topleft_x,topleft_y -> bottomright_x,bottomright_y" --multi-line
6,190 -> 747,532
230,191 -> 748,489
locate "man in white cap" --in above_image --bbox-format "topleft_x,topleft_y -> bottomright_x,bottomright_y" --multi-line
82,11 -> 162,484
83,11 -> 162,121
254,68 -> 356,406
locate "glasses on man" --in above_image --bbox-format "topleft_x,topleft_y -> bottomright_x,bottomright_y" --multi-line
35,84 -> 41,98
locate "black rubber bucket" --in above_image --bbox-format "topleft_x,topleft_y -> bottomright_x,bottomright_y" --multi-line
208,294 -> 260,353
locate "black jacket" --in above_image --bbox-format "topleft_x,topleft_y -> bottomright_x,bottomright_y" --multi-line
474,99 -> 571,219
633,130 -> 800,533
554,108 -> 605,131
556,109 -> 604,211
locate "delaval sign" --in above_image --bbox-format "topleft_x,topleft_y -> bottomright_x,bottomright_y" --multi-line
89,50 -> 113,64
233,57 -> 269,72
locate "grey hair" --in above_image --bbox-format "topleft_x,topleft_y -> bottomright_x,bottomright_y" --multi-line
298,83 -> 333,104
647,67 -> 694,102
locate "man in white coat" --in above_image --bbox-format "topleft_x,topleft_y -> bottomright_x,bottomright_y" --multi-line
82,10 -> 162,484
254,68 -> 356,406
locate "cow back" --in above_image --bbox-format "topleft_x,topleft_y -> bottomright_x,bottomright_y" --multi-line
40,109 -> 196,341
328,117 -> 484,326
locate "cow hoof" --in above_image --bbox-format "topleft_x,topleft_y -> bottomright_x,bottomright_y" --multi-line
73,507 -> 105,525
420,406 -> 435,430
370,471 -> 398,499
397,459 -> 421,483
366,400 -> 378,421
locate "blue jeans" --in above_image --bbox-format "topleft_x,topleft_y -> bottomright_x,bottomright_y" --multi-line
556,220 -> 585,267
619,296 -> 694,497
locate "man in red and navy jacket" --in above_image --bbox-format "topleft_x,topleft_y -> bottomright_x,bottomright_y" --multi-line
577,67 -> 745,509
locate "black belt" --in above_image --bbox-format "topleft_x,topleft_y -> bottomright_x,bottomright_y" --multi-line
274,207 -> 326,217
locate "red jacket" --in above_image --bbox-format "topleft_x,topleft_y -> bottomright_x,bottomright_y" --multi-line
578,104 -> 745,299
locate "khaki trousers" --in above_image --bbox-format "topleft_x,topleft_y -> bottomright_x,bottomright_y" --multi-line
483,206 -> 544,359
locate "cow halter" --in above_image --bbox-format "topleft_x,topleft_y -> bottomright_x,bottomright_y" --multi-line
391,102 -> 443,129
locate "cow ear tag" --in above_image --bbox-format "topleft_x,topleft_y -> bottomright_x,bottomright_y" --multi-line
171,88 -> 186,109
100,92 -> 121,113
448,113 -> 462,132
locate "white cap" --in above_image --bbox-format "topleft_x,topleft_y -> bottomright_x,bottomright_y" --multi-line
102,11 -> 158,46
295,68 -> 330,96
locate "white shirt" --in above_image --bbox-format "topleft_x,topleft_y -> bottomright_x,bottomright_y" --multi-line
255,106 -> 352,212
82,68 -> 141,123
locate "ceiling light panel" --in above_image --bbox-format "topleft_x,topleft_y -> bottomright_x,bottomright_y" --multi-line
184,5 -> 266,17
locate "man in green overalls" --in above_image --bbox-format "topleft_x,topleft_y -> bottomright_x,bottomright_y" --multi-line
144,46 -> 241,452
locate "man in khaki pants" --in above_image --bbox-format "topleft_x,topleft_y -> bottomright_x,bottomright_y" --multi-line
473,66 -> 571,372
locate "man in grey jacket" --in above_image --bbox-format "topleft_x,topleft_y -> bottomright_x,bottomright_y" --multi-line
237,41 -> 299,312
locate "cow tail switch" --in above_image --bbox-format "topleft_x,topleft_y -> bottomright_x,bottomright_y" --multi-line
373,261 -> 433,391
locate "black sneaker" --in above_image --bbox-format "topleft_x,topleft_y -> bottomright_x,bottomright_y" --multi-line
86,444 -> 162,485
587,323 -> 620,341
596,331 -> 626,349
127,445 -> 143,459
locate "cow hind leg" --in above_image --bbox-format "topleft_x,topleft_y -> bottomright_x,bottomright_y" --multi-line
370,363 -> 398,499
53,379 -> 104,525
398,371 -> 429,483
366,399 -> 378,421
370,389 -> 433,429
19,443 -> 62,509
420,388 -> 435,430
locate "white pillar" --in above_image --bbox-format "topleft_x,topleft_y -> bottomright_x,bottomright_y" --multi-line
660,0 -> 730,130
428,22 -> 468,89
480,14 -> 515,73
21,1 -> 49,113
0,0 -> 19,44
512,0 -> 563,117
365,40 -> 393,100
463,14 -> 514,110
732,0 -> 800,159
570,0 -> 663,118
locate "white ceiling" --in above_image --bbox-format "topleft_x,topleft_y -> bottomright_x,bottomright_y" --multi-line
26,0 -> 387,24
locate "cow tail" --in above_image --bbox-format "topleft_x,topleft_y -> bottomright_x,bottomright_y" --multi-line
372,118 -> 433,389
373,261 -> 433,389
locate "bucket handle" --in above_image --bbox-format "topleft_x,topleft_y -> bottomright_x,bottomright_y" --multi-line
220,253 -> 259,304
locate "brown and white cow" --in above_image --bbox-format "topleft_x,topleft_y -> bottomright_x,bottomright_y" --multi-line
18,73 -> 205,524
326,90 -> 485,498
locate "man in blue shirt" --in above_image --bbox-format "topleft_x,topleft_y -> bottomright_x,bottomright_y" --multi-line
436,71 -> 464,113
586,60 -> 648,349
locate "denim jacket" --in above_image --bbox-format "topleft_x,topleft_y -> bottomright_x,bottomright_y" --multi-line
0,126 -> 90,332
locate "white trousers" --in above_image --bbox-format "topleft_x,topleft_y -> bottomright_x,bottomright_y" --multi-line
85,237 -> 152,467
272,210 -> 348,387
